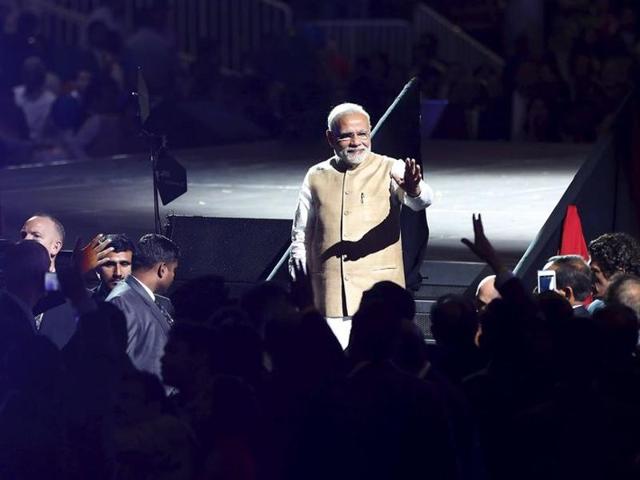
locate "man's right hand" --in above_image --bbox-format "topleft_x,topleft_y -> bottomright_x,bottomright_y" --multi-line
290,260 -> 314,311
79,234 -> 114,273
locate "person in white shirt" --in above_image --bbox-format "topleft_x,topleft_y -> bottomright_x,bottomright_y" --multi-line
13,56 -> 56,142
290,102 -> 433,348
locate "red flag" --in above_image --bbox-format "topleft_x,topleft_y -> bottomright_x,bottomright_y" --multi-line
559,204 -> 589,260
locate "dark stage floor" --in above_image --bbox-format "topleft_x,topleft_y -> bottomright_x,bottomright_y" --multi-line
1,139 -> 592,265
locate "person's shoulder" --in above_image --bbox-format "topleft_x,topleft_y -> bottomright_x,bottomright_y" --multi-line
42,90 -> 57,103
155,294 -> 174,312
106,279 -> 133,302
306,157 -> 339,180
369,152 -> 400,169
308,157 -> 336,172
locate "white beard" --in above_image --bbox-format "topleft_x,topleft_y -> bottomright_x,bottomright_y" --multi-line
336,146 -> 370,166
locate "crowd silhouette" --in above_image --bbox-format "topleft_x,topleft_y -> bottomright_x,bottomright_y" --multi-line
2,213 -> 640,479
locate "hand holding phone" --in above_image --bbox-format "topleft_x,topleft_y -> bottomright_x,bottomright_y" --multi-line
537,270 -> 557,293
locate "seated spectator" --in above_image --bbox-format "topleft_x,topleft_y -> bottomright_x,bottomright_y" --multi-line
13,56 -> 56,142
46,75 -> 126,161
523,97 -> 561,142
0,75 -> 30,165
1,11 -> 49,86
124,0 -> 179,98
86,0 -> 126,40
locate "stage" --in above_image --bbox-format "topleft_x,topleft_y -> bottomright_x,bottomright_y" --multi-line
1,139 -> 592,266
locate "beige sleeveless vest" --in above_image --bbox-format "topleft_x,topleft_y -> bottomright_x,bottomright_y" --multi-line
307,152 -> 405,317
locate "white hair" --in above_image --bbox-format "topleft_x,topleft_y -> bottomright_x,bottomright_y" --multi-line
327,103 -> 370,132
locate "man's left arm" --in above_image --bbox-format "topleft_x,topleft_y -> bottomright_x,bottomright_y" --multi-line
390,158 -> 433,211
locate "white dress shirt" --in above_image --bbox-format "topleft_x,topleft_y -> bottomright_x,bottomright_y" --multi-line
130,275 -> 156,302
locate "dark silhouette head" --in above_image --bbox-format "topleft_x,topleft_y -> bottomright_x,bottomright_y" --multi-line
604,273 -> 640,321
592,304 -> 639,360
349,298 -> 402,362
161,322 -> 215,391
430,294 -> 478,348
133,234 -> 179,271
21,56 -> 47,93
265,310 -> 344,384
588,232 -> 640,298
116,370 -> 167,425
359,281 -> 416,321
210,323 -> 264,386
132,234 -> 180,294
240,281 -> 296,335
171,275 -> 229,324
536,290 -> 574,323
391,321 -> 430,376
3,240 -> 50,304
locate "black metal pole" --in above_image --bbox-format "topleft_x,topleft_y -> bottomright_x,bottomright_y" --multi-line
152,150 -> 161,234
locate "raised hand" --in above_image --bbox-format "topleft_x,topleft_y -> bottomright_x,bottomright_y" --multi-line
460,214 -> 505,273
391,158 -> 422,197
290,260 -> 314,311
78,234 -> 114,273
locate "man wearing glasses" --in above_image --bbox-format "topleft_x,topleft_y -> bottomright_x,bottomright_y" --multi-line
290,103 -> 433,348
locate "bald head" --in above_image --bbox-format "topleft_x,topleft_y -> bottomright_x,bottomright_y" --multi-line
605,274 -> 640,321
476,275 -> 501,311
20,214 -> 64,271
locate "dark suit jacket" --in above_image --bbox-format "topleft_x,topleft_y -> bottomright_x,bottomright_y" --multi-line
106,276 -> 172,380
573,305 -> 590,318
90,282 -> 111,302
33,291 -> 77,349
0,290 -> 37,338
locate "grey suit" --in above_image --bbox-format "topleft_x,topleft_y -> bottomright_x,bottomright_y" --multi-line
106,276 -> 173,381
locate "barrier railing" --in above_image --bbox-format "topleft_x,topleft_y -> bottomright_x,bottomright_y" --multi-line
170,0 -> 292,69
12,0 -> 293,72
301,19 -> 413,67
13,1 -> 500,75
414,3 -> 504,71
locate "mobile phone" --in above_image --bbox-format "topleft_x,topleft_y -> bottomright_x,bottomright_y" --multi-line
44,272 -> 61,292
537,270 -> 557,293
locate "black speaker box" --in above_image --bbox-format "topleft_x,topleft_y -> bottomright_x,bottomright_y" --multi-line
166,216 -> 291,286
